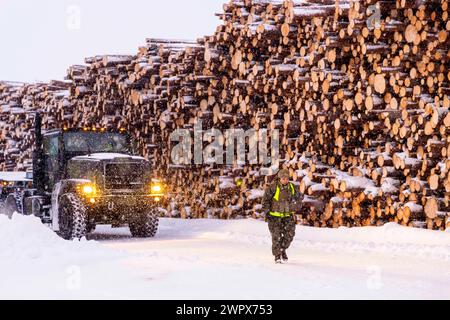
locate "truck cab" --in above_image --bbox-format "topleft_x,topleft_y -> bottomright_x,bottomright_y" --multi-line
39,129 -> 132,188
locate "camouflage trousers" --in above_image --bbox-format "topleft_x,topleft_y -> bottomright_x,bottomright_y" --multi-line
268,215 -> 296,257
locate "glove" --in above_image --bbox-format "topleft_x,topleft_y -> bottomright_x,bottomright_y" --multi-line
292,199 -> 302,213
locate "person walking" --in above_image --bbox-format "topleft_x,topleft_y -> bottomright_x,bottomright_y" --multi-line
262,169 -> 302,264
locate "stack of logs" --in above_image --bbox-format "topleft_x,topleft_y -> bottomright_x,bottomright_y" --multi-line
0,0 -> 449,230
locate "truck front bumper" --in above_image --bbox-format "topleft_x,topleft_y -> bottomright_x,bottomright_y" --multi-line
81,193 -> 165,225
92,193 -> 161,205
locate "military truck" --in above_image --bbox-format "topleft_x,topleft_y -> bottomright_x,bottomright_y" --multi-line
3,114 -> 164,240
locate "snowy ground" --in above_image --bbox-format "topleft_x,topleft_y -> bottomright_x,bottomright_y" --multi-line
1,214 -> 450,300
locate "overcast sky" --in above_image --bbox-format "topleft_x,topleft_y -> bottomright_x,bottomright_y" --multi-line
0,0 -> 225,83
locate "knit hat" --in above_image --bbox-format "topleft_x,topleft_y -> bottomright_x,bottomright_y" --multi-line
278,169 -> 290,179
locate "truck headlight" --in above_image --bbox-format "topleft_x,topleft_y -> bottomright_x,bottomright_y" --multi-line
151,185 -> 162,193
83,185 -> 95,195
150,180 -> 164,196
79,184 -> 97,196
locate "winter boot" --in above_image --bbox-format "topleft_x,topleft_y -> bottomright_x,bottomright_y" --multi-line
275,255 -> 282,264
282,250 -> 288,262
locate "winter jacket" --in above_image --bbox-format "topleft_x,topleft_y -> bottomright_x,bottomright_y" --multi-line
262,180 -> 303,218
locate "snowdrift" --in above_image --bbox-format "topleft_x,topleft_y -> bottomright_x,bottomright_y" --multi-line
1,215 -> 450,299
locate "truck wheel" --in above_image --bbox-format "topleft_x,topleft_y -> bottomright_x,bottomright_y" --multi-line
58,193 -> 88,240
0,197 -> 6,216
129,208 -> 159,238
4,194 -> 19,218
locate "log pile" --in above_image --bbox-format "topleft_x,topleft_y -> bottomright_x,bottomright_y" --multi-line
0,81 -> 71,171
0,0 -> 449,230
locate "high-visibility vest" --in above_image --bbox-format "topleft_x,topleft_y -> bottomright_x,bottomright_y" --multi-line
270,183 -> 296,217
273,183 -> 295,201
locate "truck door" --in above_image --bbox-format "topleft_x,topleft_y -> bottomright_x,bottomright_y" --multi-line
43,134 -> 61,191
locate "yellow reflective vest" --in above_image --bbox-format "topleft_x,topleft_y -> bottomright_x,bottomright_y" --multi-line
270,183 -> 296,218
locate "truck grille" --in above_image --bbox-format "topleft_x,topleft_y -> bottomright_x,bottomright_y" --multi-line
104,163 -> 146,190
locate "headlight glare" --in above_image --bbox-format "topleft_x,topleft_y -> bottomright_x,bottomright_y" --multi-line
82,185 -> 96,195
151,185 -> 162,193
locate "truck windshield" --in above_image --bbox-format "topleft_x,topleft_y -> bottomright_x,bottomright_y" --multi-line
64,132 -> 130,153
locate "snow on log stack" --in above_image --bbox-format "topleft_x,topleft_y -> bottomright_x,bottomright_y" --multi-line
0,0 -> 449,230
0,81 -> 71,171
